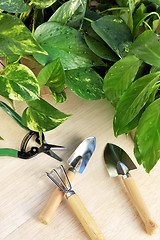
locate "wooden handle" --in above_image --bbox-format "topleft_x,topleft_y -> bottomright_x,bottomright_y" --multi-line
123,176 -> 159,235
67,193 -> 106,240
39,170 -> 75,225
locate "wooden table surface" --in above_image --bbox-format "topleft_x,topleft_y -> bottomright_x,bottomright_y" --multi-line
0,68 -> 160,240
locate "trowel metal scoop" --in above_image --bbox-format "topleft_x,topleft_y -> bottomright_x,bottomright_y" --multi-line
39,137 -> 96,225
104,143 -> 158,235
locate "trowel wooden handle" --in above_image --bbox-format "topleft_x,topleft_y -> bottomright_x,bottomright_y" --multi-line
67,193 -> 106,240
39,170 -> 75,225
123,176 -> 159,235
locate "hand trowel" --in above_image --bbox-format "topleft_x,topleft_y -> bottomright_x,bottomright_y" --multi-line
104,143 -> 158,235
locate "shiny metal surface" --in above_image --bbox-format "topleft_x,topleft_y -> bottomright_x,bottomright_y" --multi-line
67,137 -> 96,174
104,143 -> 137,177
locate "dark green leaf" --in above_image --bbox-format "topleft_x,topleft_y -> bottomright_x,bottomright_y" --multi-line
91,15 -> 132,58
22,97 -> 71,132
103,55 -> 142,106
114,72 -> 160,136
134,98 -> 160,172
48,0 -> 82,25
0,0 -> 30,13
84,27 -> 119,61
115,0 -> 129,6
0,13 -> 47,57
130,30 -> 160,67
65,67 -> 105,100
33,22 -> 104,70
0,101 -> 29,130
0,136 -> 4,140
0,64 -> 40,101
37,58 -> 66,103
148,0 -> 160,5
32,0 -> 57,9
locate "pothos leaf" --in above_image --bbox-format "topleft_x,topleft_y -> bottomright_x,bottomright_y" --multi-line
48,0 -> 82,25
38,58 -> 65,91
0,64 -> 40,101
31,0 -> 57,9
0,13 -> 47,57
103,55 -> 142,106
0,0 -> 30,13
91,15 -> 132,58
33,22 -> 104,70
129,31 -> 160,67
65,67 -> 104,100
114,72 -> 160,136
134,98 -> 160,172
22,97 -> 71,132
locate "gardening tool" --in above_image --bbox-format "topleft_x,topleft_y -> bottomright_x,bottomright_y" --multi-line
46,164 -> 106,240
39,137 -> 96,224
104,143 -> 159,235
0,131 -> 65,161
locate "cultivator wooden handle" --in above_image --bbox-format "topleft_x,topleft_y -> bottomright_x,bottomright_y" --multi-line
67,193 -> 106,240
39,170 -> 75,224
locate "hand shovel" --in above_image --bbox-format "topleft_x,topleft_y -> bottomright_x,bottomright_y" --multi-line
39,137 -> 96,225
104,143 -> 158,235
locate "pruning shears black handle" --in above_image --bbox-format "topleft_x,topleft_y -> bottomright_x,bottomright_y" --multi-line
0,131 -> 65,161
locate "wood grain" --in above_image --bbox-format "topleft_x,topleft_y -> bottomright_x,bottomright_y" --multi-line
0,88 -> 160,240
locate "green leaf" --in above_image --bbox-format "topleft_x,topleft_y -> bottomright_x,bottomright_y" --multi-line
134,98 -> 160,172
5,55 -> 21,65
0,13 -> 47,57
48,0 -> 82,25
65,67 -> 105,100
0,0 -> 30,13
148,0 -> 160,6
91,15 -> 132,58
22,97 -> 71,132
130,30 -> 160,67
67,0 -> 87,29
133,133 -> 141,164
0,136 -> 4,140
37,58 -> 66,103
103,55 -> 142,106
0,101 -> 30,130
84,27 -> 119,61
0,64 -> 40,101
31,0 -> 57,9
33,22 -> 104,70
50,90 -> 66,104
114,72 -> 160,136
150,65 -> 160,73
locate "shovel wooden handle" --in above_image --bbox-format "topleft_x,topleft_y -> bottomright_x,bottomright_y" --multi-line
67,193 -> 106,240
123,176 -> 159,235
39,170 -> 75,225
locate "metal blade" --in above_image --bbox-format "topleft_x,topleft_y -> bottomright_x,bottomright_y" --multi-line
104,143 -> 137,177
67,137 -> 96,174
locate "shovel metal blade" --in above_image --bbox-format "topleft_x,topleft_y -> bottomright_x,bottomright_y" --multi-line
67,137 -> 96,174
104,143 -> 137,177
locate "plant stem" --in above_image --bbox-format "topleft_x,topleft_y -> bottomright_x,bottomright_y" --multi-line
83,17 -> 93,23
30,64 -> 43,70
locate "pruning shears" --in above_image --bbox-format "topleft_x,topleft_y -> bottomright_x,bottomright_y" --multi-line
0,101 -> 65,161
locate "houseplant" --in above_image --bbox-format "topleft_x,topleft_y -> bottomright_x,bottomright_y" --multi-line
0,0 -> 160,172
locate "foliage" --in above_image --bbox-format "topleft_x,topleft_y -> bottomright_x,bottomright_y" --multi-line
0,0 -> 160,172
